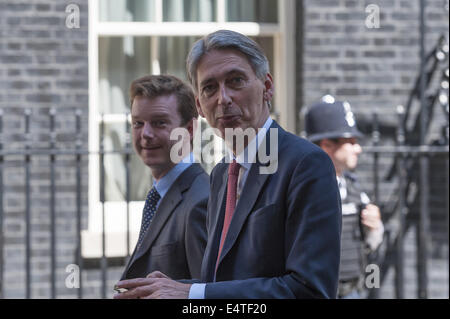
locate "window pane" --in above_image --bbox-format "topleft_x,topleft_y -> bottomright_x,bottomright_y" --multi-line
101,122 -> 152,202
99,0 -> 156,22
99,37 -> 151,114
159,37 -> 200,80
252,37 -> 274,72
226,0 -> 278,23
250,37 -> 278,119
163,0 -> 216,22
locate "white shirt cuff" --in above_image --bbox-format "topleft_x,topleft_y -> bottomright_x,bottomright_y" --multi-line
188,283 -> 206,299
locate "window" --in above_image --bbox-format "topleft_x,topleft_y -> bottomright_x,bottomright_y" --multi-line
87,0 -> 295,258
226,0 -> 278,22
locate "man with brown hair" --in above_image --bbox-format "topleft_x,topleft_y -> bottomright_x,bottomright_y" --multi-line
118,75 -> 209,283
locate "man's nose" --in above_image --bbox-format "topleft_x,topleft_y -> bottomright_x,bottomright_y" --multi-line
354,143 -> 362,154
218,84 -> 232,107
142,122 -> 154,139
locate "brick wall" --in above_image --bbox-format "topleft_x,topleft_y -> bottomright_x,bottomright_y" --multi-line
0,0 -> 448,299
298,0 -> 449,298
0,0 -> 108,298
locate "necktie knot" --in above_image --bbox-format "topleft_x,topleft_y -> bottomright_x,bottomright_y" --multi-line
147,187 -> 160,204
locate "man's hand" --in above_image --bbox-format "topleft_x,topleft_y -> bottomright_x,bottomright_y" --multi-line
146,270 -> 170,279
113,273 -> 191,299
361,204 -> 382,230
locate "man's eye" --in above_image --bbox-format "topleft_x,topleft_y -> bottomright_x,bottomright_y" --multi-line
132,121 -> 143,128
202,84 -> 216,96
229,77 -> 245,87
153,120 -> 166,127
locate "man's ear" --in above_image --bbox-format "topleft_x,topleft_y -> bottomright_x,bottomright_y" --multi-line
183,117 -> 197,147
196,97 -> 205,118
263,73 -> 274,101
320,139 -> 336,153
186,118 -> 195,138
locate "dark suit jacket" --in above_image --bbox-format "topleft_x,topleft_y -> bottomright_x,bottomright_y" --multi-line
121,163 -> 209,280
201,121 -> 342,298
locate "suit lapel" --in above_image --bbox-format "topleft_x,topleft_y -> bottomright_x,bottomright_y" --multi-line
122,164 -> 201,277
203,163 -> 228,280
216,161 -> 271,268
210,164 -> 228,245
120,244 -> 138,280
134,189 -> 183,261
216,122 -> 282,269
121,188 -> 182,277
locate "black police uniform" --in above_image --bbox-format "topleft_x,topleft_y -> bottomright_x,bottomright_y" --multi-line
337,172 -> 371,297
305,96 -> 377,298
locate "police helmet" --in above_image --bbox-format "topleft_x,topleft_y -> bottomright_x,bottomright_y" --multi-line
305,95 -> 363,143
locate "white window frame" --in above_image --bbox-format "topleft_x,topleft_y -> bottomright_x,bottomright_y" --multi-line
86,0 -> 296,258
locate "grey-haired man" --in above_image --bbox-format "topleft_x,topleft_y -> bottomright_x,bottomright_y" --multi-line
114,30 -> 341,299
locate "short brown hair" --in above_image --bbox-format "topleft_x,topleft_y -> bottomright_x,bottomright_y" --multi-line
129,75 -> 198,125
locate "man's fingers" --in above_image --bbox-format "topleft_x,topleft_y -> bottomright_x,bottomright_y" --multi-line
363,204 -> 380,216
115,277 -> 156,289
142,291 -> 160,299
114,278 -> 190,299
362,205 -> 381,223
362,215 -> 382,230
113,278 -> 168,299
113,288 -> 138,299
113,284 -> 157,299
146,271 -> 169,279
362,220 -> 378,229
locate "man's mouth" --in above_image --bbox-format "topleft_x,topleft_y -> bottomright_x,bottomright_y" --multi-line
141,145 -> 161,151
218,114 -> 241,123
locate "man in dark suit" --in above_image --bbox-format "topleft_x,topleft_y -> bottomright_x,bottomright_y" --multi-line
117,75 -> 209,284
114,30 -> 341,299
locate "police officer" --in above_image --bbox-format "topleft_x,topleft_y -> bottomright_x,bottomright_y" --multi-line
305,95 -> 384,299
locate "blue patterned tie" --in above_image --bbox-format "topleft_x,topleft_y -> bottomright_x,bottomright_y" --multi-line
137,187 -> 160,249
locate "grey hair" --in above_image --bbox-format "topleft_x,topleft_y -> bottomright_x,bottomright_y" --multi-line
186,30 -> 270,92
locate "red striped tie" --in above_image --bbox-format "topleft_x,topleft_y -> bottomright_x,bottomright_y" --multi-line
215,160 -> 240,272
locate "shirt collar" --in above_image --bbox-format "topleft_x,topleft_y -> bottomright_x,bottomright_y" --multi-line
227,116 -> 273,171
336,175 -> 347,200
153,153 -> 194,199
